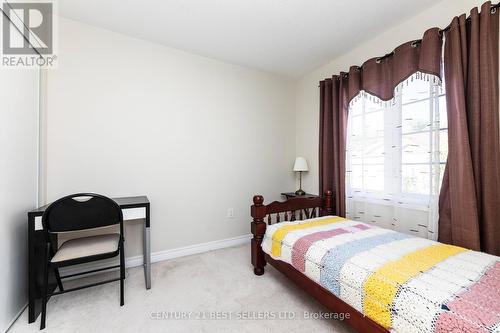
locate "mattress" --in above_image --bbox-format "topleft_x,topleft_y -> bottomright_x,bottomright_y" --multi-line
261,215 -> 500,333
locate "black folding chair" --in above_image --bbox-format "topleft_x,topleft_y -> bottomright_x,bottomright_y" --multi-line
40,193 -> 125,330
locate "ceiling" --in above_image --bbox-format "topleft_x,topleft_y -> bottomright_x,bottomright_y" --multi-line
59,0 -> 441,77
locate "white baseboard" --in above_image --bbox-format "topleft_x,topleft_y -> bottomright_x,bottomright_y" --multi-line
61,234 -> 252,278
130,233 -> 252,266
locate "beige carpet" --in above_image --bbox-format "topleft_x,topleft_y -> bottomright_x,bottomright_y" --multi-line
9,244 -> 354,333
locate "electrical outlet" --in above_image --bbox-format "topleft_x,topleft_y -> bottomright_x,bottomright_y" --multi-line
227,208 -> 235,218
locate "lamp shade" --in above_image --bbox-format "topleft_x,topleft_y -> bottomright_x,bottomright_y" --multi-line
293,157 -> 309,172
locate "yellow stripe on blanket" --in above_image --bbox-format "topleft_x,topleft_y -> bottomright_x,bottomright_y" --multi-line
271,216 -> 346,257
363,243 -> 466,328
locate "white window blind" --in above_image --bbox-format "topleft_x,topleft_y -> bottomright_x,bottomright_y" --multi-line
346,72 -> 447,239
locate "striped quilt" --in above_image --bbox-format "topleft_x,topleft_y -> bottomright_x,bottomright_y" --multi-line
261,216 -> 500,333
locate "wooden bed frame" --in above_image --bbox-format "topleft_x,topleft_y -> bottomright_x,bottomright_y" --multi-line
250,191 -> 388,333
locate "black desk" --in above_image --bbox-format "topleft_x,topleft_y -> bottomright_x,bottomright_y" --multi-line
27,196 -> 150,323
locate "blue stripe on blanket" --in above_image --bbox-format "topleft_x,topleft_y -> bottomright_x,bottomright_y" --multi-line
319,231 -> 411,295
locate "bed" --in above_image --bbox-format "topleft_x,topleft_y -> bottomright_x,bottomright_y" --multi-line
250,192 -> 500,333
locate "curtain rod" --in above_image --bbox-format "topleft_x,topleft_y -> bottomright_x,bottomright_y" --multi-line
438,1 -> 500,36
378,3 -> 500,63
319,1 -> 500,82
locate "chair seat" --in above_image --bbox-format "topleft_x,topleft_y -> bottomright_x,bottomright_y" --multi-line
51,233 -> 120,263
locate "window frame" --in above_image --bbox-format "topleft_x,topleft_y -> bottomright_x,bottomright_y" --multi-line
346,76 -> 446,208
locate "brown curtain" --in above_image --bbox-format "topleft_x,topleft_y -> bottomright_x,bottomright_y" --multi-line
319,28 -> 443,216
439,2 -> 500,255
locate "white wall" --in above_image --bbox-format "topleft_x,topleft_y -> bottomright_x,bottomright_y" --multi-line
45,18 -> 296,257
0,69 -> 39,331
295,0 -> 486,195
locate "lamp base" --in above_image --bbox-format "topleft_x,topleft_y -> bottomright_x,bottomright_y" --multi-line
295,189 -> 306,196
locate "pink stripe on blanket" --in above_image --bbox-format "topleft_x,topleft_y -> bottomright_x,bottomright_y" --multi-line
291,223 -> 371,272
435,261 -> 500,333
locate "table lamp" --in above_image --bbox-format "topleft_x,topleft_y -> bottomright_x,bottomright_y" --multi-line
293,157 -> 309,196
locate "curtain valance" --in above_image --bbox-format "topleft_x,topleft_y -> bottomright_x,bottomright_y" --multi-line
320,27 -> 443,104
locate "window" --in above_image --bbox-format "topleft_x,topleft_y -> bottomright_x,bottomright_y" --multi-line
346,73 -> 446,239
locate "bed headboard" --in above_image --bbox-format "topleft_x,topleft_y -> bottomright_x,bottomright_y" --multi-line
251,191 -> 333,225
250,191 -> 333,275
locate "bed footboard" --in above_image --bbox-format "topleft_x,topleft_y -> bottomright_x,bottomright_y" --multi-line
250,191 -> 333,275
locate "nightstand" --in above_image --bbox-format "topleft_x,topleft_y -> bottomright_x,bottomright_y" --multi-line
281,192 -> 319,200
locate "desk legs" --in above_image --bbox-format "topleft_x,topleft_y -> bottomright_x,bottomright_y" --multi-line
143,204 -> 151,289
143,223 -> 151,289
28,220 -> 57,323
28,216 -> 36,323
